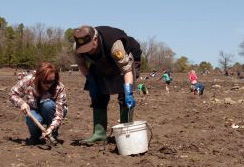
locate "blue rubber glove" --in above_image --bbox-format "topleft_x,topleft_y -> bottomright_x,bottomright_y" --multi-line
124,83 -> 135,109
86,74 -> 100,100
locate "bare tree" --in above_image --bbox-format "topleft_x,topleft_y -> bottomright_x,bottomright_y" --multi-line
22,28 -> 35,47
56,45 -> 74,70
45,27 -> 64,45
0,28 -> 5,49
154,42 -> 174,71
218,51 -> 233,71
140,37 -> 174,71
0,17 -> 7,49
239,40 -> 244,56
140,37 -> 157,70
32,23 -> 45,46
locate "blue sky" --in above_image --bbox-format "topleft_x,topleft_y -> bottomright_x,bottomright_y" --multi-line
1,0 -> 244,67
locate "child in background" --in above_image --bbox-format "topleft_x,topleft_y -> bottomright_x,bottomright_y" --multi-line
149,70 -> 157,78
188,70 -> 198,92
160,71 -> 171,93
138,83 -> 148,95
194,82 -> 205,95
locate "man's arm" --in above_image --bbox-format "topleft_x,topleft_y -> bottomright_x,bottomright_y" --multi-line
78,65 -> 89,77
110,40 -> 134,81
111,40 -> 135,109
75,53 -> 89,76
124,71 -> 133,84
75,53 -> 100,99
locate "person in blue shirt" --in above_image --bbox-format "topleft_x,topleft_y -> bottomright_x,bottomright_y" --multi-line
194,82 -> 204,95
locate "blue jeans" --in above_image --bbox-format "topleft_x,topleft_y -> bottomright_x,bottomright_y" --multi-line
26,99 -> 65,139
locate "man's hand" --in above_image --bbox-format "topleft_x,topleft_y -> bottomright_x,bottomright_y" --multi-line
86,74 -> 100,99
20,102 -> 30,115
124,83 -> 135,109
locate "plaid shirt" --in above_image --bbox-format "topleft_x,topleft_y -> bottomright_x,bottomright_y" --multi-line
9,74 -> 67,129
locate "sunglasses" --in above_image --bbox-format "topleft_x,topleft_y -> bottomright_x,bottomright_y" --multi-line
42,79 -> 56,85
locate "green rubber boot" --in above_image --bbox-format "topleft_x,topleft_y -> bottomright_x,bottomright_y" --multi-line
120,106 -> 129,123
82,108 -> 107,143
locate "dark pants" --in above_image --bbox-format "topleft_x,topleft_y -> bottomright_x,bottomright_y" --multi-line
91,93 -> 127,109
26,99 -> 67,139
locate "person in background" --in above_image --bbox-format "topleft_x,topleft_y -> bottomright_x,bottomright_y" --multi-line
237,71 -> 243,79
159,70 -> 171,93
150,70 -> 157,77
188,70 -> 198,93
73,25 -> 141,144
9,62 -> 67,145
225,70 -> 229,76
137,83 -> 148,95
194,82 -> 204,95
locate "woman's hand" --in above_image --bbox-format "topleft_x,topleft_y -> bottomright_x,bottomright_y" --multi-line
42,125 -> 55,139
20,102 -> 30,115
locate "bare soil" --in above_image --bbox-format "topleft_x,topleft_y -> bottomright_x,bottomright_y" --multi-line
1,68 -> 244,167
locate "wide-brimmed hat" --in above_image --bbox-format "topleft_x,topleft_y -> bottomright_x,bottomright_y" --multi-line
73,26 -> 98,53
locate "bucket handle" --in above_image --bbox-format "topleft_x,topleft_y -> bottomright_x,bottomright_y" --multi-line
146,122 -> 153,148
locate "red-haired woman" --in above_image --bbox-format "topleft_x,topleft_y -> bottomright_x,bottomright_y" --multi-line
9,62 -> 67,145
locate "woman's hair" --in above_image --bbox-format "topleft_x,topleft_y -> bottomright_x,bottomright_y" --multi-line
34,62 -> 59,100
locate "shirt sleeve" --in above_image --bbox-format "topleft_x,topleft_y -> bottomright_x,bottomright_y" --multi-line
50,83 -> 67,129
9,77 -> 29,108
162,74 -> 167,81
110,40 -> 133,74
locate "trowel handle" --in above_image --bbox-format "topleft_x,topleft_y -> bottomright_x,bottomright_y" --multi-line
26,110 -> 46,133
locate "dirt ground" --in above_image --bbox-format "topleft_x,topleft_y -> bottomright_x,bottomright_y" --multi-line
1,68 -> 244,167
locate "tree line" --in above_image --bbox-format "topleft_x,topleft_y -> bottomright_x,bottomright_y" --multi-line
0,16 -> 243,73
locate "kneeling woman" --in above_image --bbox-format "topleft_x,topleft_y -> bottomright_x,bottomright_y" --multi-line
9,62 -> 67,145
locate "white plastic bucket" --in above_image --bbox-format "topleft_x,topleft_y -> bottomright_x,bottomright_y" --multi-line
112,121 -> 149,156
